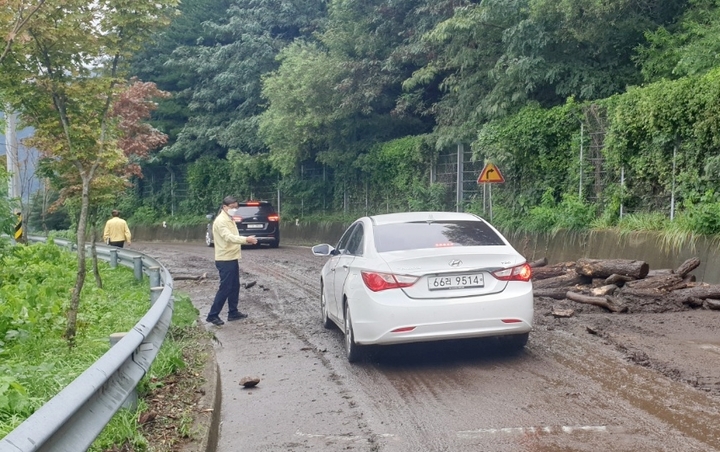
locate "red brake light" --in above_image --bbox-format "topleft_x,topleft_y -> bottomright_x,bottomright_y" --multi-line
245,201 -> 260,206
267,214 -> 279,222
492,263 -> 532,282
361,271 -> 419,292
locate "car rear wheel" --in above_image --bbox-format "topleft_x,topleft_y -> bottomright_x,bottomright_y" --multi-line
503,332 -> 529,351
344,303 -> 363,363
270,238 -> 280,248
320,285 -> 332,329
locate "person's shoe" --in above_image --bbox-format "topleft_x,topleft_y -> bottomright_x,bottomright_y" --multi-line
227,312 -> 248,321
206,316 -> 225,326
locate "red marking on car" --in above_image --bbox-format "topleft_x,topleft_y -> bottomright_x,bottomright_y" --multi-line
245,201 -> 260,206
502,319 -> 522,323
434,242 -> 455,247
391,326 -> 416,333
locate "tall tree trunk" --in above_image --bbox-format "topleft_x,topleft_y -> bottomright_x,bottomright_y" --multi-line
65,175 -> 91,344
90,210 -> 102,289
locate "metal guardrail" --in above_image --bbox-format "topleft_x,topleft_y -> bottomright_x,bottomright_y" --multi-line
0,237 -> 175,452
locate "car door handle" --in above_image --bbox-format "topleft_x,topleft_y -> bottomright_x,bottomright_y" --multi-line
342,265 -> 349,269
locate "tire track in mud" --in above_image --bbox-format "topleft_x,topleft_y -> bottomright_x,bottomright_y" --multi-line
136,242 -> 720,452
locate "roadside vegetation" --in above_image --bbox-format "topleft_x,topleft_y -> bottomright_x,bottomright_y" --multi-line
0,239 -> 209,451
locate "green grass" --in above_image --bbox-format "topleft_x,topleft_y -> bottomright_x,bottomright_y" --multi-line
0,239 -> 206,451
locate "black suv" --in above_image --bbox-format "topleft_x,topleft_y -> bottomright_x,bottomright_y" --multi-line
206,200 -> 280,248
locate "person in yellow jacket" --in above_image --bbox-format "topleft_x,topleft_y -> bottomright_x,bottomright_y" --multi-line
206,196 -> 258,326
103,210 -> 132,248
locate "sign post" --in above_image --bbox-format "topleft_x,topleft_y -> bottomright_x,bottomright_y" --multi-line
477,163 -> 505,222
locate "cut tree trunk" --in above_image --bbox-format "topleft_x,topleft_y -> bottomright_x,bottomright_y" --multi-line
590,284 -> 618,297
646,269 -> 674,277
624,274 -> 683,290
534,288 -> 574,299
566,291 -> 626,313
667,285 -> 720,305
675,257 -> 701,278
604,274 -> 635,286
532,266 -> 572,280
533,272 -> 590,289
575,258 -> 649,279
705,299 -> 720,310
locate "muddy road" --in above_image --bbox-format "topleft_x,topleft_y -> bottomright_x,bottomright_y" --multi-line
133,242 -> 720,452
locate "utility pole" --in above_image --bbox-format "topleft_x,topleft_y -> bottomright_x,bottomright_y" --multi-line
5,110 -> 21,203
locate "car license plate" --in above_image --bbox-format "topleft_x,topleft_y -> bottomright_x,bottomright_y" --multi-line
246,223 -> 263,229
428,273 -> 484,290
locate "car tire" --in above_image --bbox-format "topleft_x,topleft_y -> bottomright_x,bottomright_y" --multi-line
344,303 -> 363,363
270,238 -> 280,248
504,332 -> 529,351
205,229 -> 214,247
321,285 -> 332,329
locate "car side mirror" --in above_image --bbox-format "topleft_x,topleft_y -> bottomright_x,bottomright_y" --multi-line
312,244 -> 335,256
206,214 -> 213,220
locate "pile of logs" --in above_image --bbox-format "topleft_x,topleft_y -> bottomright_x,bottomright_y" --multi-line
530,257 -> 720,314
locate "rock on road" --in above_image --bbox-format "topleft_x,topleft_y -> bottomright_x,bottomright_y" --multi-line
134,242 -> 720,452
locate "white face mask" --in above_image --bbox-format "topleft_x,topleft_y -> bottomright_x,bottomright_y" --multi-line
226,207 -> 239,216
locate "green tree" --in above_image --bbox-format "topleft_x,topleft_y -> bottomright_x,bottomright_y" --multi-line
2,0 -> 177,343
637,0 -> 720,82
159,0 -> 327,163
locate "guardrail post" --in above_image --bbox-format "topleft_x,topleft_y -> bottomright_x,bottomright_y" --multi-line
109,333 -> 138,411
149,267 -> 161,288
150,286 -> 163,305
110,249 -> 118,268
133,256 -> 143,281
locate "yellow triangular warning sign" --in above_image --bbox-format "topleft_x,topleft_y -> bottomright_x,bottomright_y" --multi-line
477,162 -> 505,183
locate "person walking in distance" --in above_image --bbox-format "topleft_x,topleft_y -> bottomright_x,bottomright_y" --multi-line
206,196 -> 258,326
103,210 -> 131,248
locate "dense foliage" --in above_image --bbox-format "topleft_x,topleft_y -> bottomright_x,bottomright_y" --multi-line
8,0 -> 720,236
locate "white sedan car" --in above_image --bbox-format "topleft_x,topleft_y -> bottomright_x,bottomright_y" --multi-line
312,211 -> 534,362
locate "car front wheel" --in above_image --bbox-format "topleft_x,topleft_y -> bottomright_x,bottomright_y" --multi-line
344,303 -> 363,363
205,229 -> 214,247
321,285 -> 332,329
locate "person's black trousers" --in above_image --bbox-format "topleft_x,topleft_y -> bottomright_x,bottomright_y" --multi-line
207,259 -> 240,319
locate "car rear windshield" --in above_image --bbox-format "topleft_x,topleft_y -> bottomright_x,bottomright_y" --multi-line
237,205 -> 275,217
373,220 -> 505,252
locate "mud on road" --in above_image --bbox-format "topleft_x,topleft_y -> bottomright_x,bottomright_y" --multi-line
134,242 -> 720,452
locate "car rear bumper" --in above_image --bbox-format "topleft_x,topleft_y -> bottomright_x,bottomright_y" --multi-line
349,285 -> 533,346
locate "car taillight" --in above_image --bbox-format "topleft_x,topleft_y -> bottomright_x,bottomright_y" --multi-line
361,271 -> 419,292
231,215 -> 243,222
245,201 -> 260,206
491,263 -> 532,282
267,214 -> 279,222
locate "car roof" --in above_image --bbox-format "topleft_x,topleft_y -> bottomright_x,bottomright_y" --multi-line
239,200 -> 272,206
367,211 -> 484,226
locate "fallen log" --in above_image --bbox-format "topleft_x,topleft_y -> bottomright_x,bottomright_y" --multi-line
604,274 -> 634,286
534,288 -> 573,299
646,269 -> 674,277
675,257 -> 701,278
566,291 -> 626,313
624,274 -> 683,291
575,258 -> 649,279
532,266 -> 571,280
533,272 -> 590,289
667,285 -> 720,304
705,299 -> 720,310
590,284 -> 618,297
610,288 -> 679,313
